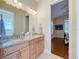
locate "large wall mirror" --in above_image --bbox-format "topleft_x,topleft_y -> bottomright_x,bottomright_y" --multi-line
0,8 -> 29,37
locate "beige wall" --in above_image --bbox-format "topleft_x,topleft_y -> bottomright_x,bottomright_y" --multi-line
0,1 -> 28,35
53,15 -> 68,38
76,0 -> 79,59
53,17 -> 64,38
29,0 -> 51,54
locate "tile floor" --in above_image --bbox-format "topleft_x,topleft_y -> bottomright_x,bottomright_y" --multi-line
37,53 -> 64,59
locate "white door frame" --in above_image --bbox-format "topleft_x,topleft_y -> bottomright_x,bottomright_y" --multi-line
50,0 -> 77,59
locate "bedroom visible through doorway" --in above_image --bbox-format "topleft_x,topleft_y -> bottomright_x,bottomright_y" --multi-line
51,0 -> 69,59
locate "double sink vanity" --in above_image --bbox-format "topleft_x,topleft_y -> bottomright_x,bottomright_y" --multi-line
0,1 -> 44,59
0,33 -> 44,59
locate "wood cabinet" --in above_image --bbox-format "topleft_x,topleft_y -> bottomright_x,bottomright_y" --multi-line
1,36 -> 44,59
29,41 -> 35,59
20,46 -> 29,59
37,37 -> 44,57
29,37 -> 44,59
2,52 -> 20,59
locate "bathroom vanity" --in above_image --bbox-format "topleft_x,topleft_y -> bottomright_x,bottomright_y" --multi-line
0,34 -> 44,59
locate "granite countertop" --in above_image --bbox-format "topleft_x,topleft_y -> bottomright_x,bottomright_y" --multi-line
0,34 -> 43,48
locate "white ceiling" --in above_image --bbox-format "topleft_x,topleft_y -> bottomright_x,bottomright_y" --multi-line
51,0 -> 68,19
19,0 -> 39,11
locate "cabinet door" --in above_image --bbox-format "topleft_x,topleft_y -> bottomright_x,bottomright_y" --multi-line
36,38 -> 44,57
2,52 -> 19,59
29,41 -> 35,59
33,40 -> 38,58
20,46 -> 29,59
29,37 -> 44,59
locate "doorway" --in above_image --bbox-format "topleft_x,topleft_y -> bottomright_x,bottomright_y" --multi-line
51,0 -> 69,59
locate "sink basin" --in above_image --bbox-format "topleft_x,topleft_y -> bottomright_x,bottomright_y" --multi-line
0,40 -> 8,44
0,39 -> 27,48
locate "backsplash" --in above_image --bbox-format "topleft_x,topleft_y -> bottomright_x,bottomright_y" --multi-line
0,33 -> 26,40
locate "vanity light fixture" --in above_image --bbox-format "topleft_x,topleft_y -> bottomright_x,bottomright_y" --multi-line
12,0 -> 22,9
3,0 -> 37,15
13,0 -> 22,8
18,2 -> 22,7
3,0 -> 12,5
30,9 -> 37,15
14,0 -> 18,4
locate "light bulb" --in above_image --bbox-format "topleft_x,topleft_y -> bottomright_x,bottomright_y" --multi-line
14,0 -> 18,3
18,2 -> 22,6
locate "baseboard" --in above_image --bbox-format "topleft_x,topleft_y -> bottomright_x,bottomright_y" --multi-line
53,37 -> 64,39
44,49 -> 51,55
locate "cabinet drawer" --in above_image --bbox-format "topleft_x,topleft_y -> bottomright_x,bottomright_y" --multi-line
0,42 -> 29,58
1,51 -> 19,59
1,45 -> 21,57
